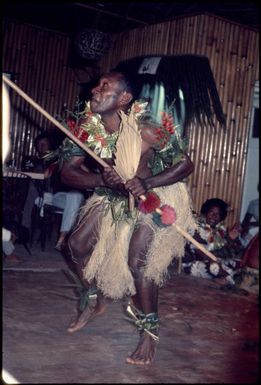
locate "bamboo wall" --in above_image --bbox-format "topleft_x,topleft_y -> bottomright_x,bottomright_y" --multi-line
2,19 -> 80,168
100,13 -> 259,225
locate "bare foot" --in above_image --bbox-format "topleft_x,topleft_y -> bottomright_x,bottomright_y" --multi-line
126,332 -> 158,365
67,302 -> 107,333
55,232 -> 67,251
54,242 -> 63,252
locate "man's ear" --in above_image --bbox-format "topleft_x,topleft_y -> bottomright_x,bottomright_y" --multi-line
118,91 -> 133,107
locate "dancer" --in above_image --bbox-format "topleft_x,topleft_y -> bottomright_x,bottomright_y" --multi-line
59,70 -> 196,365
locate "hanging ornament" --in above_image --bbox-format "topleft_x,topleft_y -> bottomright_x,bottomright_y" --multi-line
74,28 -> 111,60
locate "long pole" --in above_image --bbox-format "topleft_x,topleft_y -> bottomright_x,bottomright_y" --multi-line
2,74 -> 217,262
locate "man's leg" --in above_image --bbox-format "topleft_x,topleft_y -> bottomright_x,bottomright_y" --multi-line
126,222 -> 159,365
65,206 -> 108,333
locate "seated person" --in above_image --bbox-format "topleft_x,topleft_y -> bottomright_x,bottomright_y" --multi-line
21,132 -> 85,250
237,232 -> 259,294
240,232 -> 259,269
240,188 -> 259,247
182,198 -> 245,285
2,227 -> 23,263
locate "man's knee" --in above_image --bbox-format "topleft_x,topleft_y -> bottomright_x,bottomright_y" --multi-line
67,231 -> 82,258
128,259 -> 146,280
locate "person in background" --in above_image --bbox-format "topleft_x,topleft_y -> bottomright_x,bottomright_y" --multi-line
238,187 -> 259,293
240,184 -> 259,247
2,228 -> 22,263
21,132 -> 85,250
182,198 -> 245,285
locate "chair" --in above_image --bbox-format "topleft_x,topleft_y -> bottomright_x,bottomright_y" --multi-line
2,170 -> 36,255
31,199 -> 64,252
30,189 -> 91,252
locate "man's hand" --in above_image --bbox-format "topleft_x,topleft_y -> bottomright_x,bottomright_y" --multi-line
228,222 -> 241,240
101,167 -> 128,195
125,177 -> 148,198
102,167 -> 123,186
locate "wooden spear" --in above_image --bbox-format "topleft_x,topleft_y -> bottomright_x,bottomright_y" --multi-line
2,74 -> 217,262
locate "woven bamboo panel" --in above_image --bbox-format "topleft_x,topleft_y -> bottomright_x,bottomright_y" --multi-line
100,14 -> 259,226
2,19 -> 79,169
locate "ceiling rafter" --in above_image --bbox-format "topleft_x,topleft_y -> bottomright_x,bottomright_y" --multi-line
3,1 -> 259,34
72,2 -> 149,26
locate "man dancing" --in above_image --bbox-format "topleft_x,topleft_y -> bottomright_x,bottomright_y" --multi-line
59,70 -> 196,365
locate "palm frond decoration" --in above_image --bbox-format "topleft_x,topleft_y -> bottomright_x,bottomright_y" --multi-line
113,104 -> 142,182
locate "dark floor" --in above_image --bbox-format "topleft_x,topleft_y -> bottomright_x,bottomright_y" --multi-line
2,236 -> 259,384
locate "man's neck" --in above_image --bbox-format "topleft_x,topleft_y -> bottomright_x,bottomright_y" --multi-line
101,112 -> 121,134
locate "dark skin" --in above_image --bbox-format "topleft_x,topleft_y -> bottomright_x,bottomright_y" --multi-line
61,72 -> 194,365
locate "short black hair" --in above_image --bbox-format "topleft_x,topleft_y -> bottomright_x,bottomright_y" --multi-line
200,198 -> 228,221
34,132 -> 52,148
110,69 -> 142,101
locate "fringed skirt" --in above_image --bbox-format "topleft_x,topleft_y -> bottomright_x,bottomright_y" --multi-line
75,183 -> 196,300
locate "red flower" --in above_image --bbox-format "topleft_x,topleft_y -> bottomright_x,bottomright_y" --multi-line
133,104 -> 142,113
161,111 -> 175,134
76,128 -> 89,142
218,229 -> 225,238
67,118 -> 76,131
160,205 -> 176,225
94,134 -> 107,147
79,131 -> 89,142
138,192 -> 161,214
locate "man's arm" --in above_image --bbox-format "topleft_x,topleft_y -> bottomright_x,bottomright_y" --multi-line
145,153 -> 194,189
60,156 -> 105,190
125,153 -> 194,197
60,155 -> 127,193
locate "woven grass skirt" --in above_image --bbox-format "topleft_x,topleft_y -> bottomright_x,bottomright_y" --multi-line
75,182 -> 196,300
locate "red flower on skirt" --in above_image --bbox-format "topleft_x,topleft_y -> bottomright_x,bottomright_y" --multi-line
138,192 -> 161,214
160,205 -> 176,225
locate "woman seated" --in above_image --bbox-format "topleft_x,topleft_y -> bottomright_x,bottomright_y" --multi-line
182,198 -> 245,285
21,132 -> 85,250
237,232 -> 259,294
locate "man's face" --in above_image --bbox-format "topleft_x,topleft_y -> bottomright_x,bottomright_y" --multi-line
90,73 -> 125,114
